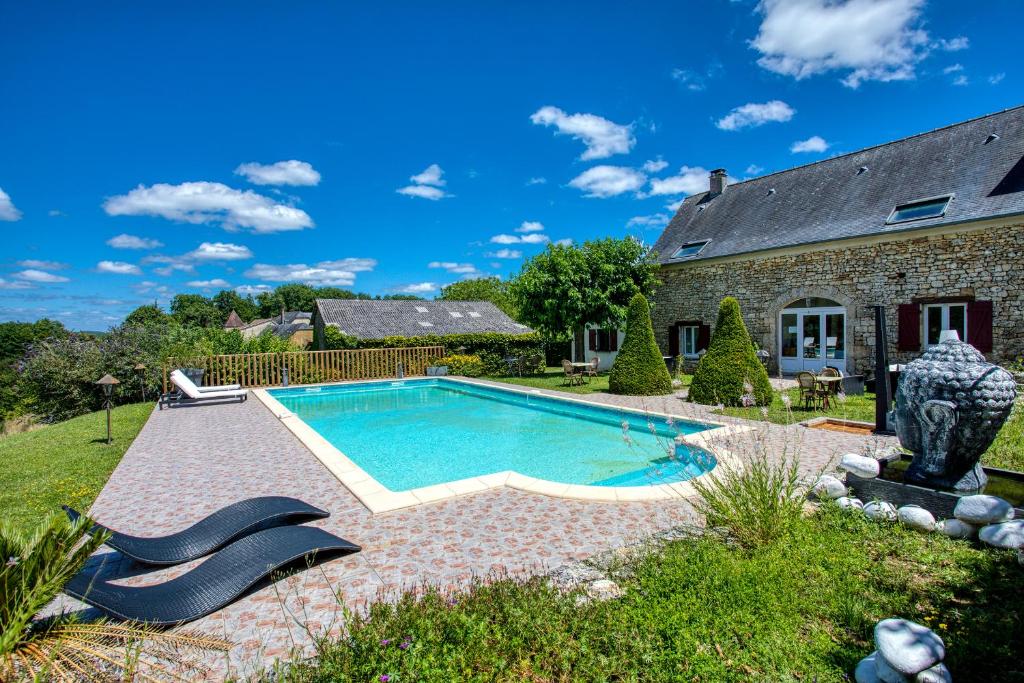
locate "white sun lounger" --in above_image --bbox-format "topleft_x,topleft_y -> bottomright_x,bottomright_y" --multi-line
161,369 -> 248,409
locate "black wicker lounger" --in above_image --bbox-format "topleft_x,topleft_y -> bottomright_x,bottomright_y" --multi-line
64,525 -> 361,626
63,496 -> 329,565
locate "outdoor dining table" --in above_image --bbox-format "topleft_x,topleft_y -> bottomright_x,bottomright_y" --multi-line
813,375 -> 843,409
571,361 -> 593,382
503,356 -> 522,376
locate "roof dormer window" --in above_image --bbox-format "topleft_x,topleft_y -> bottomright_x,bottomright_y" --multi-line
886,195 -> 952,224
671,240 -> 710,259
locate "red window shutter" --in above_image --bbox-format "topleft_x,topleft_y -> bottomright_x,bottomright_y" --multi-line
668,324 -> 679,356
967,300 -> 993,352
610,329 -> 619,352
697,324 -> 712,353
897,304 -> 921,351
588,329 -> 597,351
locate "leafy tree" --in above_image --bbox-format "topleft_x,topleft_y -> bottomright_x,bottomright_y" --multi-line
689,297 -> 773,407
124,304 -> 171,328
440,277 -> 516,318
0,320 -> 69,418
510,238 -> 658,339
170,294 -> 221,328
211,290 -> 258,323
256,284 -> 320,317
608,294 -> 673,395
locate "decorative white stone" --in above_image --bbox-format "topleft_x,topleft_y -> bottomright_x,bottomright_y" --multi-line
875,651 -> 911,682
897,506 -> 936,532
840,453 -> 882,478
874,618 -> 945,676
936,519 -> 977,540
978,520 -> 1024,549
838,496 -> 865,511
865,501 -> 898,521
586,579 -> 622,600
914,662 -> 952,683
812,474 -> 847,500
953,495 -> 1014,525
855,652 -> 883,683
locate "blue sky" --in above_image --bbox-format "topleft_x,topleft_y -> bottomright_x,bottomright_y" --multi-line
1,0 -> 1020,329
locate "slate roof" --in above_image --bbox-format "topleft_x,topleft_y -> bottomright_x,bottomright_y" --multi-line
239,311 -> 312,338
223,310 -> 245,329
314,299 -> 532,339
652,105 -> 1024,265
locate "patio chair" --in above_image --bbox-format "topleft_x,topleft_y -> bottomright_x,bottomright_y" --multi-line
64,526 -> 361,626
63,496 -> 329,565
820,366 -> 844,398
796,371 -> 822,410
561,359 -> 583,386
583,356 -> 600,381
161,369 -> 248,409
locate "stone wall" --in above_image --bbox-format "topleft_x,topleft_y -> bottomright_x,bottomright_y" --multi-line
650,223 -> 1024,376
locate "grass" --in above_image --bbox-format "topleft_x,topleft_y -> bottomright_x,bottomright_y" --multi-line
0,403 -> 152,533
716,386 -> 877,424
279,507 -> 1022,682
984,399 -> 1024,471
486,366 -> 691,395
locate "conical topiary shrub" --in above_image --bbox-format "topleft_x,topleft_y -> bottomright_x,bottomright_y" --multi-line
609,294 -> 674,396
689,296 -> 773,406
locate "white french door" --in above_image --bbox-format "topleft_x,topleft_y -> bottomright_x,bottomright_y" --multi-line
779,306 -> 846,374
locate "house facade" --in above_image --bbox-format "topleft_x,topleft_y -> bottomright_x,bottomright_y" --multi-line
225,310 -> 314,347
570,324 -> 626,370
650,106 -> 1024,377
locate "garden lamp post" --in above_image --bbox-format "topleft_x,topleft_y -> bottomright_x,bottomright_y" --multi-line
134,363 -> 147,402
95,374 -> 119,445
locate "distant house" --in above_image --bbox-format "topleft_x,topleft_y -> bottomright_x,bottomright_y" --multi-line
312,299 -> 531,348
226,310 -> 314,347
223,310 -> 245,330
569,324 -> 626,369
648,106 -> 1024,376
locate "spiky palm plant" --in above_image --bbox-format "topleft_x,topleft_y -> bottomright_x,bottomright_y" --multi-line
1,513 -> 230,682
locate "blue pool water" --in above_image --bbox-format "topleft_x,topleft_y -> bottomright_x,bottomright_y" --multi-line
269,379 -> 717,491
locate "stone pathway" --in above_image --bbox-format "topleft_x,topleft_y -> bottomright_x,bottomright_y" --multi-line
58,379 -> 896,679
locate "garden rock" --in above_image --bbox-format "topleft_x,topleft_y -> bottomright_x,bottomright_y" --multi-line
855,652 -> 883,683
978,520 -> 1024,550
865,501 -> 897,521
914,662 -> 952,683
874,651 -> 911,682
936,519 -> 977,540
812,475 -> 847,500
897,506 -> 936,532
840,453 -> 881,478
953,495 -> 1014,525
586,579 -> 622,601
874,618 -> 945,675
837,496 -> 865,511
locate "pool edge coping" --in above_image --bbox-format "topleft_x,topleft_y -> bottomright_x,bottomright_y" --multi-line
253,376 -> 750,513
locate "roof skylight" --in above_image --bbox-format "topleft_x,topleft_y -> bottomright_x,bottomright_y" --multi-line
468,312 -> 481,318
449,311 -> 463,318
886,195 -> 952,224
417,320 -> 433,327
414,306 -> 429,313
671,240 -> 710,259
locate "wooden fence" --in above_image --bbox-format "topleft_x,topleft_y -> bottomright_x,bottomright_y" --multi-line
162,346 -> 445,393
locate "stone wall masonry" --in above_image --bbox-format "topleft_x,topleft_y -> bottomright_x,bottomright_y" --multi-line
650,223 -> 1024,376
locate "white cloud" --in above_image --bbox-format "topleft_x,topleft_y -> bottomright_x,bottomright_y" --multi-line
745,164 -> 765,176
515,221 -> 544,233
988,72 -> 1006,85
790,135 -> 830,153
244,258 -> 376,287
234,160 -> 321,186
936,36 -> 969,51
15,269 -> 69,283
235,284 -> 273,296
428,261 -> 481,276
106,233 -> 164,249
554,238 -> 573,246
17,259 -> 68,270
642,159 -> 669,173
397,164 -> 450,200
952,74 -> 968,87
142,254 -> 196,276
96,261 -> 142,275
0,277 -> 33,290
409,163 -> 446,187
486,249 -> 523,259
187,278 -> 231,289
397,282 -> 438,294
0,187 -> 22,221
665,198 -> 685,212
671,68 -> 706,91
525,177 -> 547,186
751,0 -> 943,88
186,242 -> 253,261
646,166 -> 711,197
103,181 -> 313,233
490,234 -> 520,245
627,214 -> 672,229
396,184 -> 448,200
48,210 -> 66,217
942,63 -> 963,74
489,233 -> 550,245
530,106 -> 635,160
716,100 -> 795,131
567,165 -> 647,198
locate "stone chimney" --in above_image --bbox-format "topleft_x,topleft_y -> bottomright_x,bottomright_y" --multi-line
709,168 -> 727,196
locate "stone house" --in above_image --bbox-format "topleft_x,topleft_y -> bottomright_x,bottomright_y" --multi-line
225,310 -> 314,347
649,106 -> 1024,377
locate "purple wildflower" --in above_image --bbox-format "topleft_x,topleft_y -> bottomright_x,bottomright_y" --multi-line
379,675 -> 391,682
5,556 -> 18,567
380,639 -> 391,647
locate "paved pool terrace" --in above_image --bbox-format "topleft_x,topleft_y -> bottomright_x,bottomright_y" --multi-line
60,377 -> 897,679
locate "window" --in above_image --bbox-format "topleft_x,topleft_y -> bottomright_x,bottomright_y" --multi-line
680,325 -> 699,357
671,240 -> 710,259
589,328 -> 618,352
924,303 -> 967,347
886,195 -> 952,224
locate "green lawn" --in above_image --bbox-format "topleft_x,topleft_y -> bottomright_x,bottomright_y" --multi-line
0,403 -> 153,533
716,386 -> 877,424
984,399 -> 1024,471
485,366 -> 691,395
280,507 -> 1022,682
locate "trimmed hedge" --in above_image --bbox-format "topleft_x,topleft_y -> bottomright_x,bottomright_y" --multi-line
437,354 -> 486,377
689,297 -> 773,407
609,294 -> 673,396
322,328 -> 543,375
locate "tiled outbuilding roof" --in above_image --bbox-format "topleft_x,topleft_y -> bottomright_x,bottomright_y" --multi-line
652,105 -> 1024,265
314,299 -> 532,339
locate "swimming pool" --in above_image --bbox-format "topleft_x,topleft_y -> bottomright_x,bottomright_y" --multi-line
268,379 -> 717,492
